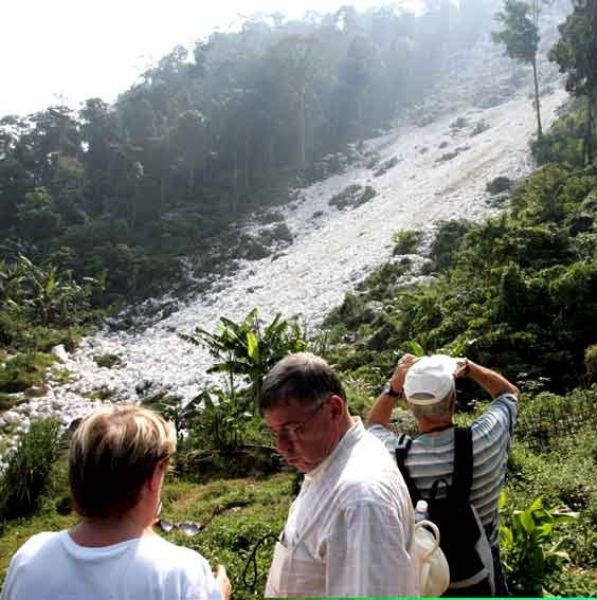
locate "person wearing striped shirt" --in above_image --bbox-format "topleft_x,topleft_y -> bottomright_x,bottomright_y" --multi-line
367,354 -> 520,597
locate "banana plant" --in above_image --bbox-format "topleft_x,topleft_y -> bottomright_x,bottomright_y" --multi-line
180,309 -> 306,408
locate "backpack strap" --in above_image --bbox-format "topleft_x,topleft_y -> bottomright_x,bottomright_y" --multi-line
395,435 -> 421,503
450,426 -> 473,505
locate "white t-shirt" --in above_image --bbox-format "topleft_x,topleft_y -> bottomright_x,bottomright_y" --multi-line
0,530 -> 222,600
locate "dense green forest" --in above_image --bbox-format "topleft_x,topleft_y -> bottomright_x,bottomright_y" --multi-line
0,2 -> 498,304
1,0 -> 596,597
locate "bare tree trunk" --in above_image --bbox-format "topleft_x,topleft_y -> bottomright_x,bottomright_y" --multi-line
532,55 -> 543,140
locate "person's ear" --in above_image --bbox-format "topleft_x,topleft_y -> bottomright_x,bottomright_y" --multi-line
328,394 -> 345,418
148,460 -> 167,493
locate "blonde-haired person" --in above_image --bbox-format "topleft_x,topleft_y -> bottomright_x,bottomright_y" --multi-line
0,405 -> 231,600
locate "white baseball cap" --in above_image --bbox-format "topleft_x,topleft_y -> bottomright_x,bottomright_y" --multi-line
403,355 -> 458,405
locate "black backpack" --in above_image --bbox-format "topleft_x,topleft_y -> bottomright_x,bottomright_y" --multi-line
396,427 -> 496,597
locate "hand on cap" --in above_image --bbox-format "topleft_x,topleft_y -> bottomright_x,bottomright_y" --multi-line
390,353 -> 418,392
454,357 -> 471,379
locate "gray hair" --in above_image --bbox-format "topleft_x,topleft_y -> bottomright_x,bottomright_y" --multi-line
258,352 -> 346,411
407,389 -> 454,420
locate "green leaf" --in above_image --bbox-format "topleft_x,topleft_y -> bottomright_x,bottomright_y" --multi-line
408,340 -> 425,357
519,508 -> 536,534
45,273 -> 57,295
528,496 -> 544,512
247,331 -> 259,360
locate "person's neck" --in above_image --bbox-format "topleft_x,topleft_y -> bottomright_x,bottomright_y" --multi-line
338,412 -> 356,439
418,419 -> 454,435
321,413 -> 356,463
71,513 -> 150,547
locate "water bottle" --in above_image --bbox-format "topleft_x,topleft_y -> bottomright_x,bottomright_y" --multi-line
415,499 -> 429,523
413,499 -> 450,596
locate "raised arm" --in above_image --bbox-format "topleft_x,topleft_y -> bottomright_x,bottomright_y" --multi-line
455,358 -> 520,400
366,354 -> 418,427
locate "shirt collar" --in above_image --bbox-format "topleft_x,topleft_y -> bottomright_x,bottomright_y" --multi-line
304,417 -> 364,483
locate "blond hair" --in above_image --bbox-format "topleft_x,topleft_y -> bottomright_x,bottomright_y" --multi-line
69,405 -> 176,518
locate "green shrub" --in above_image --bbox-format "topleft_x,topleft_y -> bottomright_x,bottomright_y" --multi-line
584,344 -> 597,382
486,176 -> 513,195
392,230 -> 420,255
94,353 -> 124,368
516,389 -> 597,450
499,494 -> 579,597
0,418 -> 62,521
531,112 -> 586,167
0,353 -> 55,394
430,219 -> 472,272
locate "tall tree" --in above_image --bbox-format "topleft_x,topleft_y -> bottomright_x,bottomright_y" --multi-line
493,0 -> 543,139
549,0 -> 597,163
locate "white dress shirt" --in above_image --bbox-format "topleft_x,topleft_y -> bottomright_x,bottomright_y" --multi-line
266,418 -> 418,597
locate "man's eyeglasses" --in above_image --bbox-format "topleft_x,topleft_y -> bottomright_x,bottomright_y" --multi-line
154,519 -> 202,536
268,396 -> 328,442
154,502 -> 248,537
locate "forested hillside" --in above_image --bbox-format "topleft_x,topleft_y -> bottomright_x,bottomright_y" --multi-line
1,2 -> 497,303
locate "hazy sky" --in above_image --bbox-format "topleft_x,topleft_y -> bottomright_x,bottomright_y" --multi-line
1,0 -> 425,118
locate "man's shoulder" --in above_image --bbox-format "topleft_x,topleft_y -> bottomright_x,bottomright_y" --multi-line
472,392 -> 518,436
335,433 -> 404,502
357,427 -> 404,465
12,531 -> 62,560
367,423 -> 410,449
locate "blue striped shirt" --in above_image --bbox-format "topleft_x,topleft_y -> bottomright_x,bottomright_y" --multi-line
368,393 -> 518,545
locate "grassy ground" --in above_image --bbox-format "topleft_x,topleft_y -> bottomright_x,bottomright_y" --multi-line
1,394 -> 595,597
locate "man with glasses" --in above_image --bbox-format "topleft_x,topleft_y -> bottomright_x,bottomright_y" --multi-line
259,352 -> 418,598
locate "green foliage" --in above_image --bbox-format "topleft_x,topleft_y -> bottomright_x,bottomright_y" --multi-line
531,110 -> 586,166
584,344 -> 597,382
93,353 -> 123,369
492,0 -> 543,138
430,219 -> 473,272
142,393 -> 192,441
492,1 -> 539,64
180,309 -> 306,406
499,493 -> 579,597
181,388 -> 257,454
174,310 -> 306,472
392,230 -> 420,255
0,255 -> 100,343
549,0 -> 597,163
485,175 -> 513,195
0,353 -> 55,394
0,418 -> 61,521
516,387 -> 597,451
